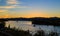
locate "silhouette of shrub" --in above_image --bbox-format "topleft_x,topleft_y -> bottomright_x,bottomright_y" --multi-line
49,32 -> 58,36
34,30 -> 45,36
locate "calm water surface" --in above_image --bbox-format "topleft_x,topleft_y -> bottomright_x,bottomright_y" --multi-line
5,21 -> 60,34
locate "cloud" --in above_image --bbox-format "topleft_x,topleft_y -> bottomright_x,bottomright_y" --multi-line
0,10 -> 8,12
0,6 -> 30,9
7,0 -> 18,5
0,0 -> 29,9
0,0 -> 30,13
0,0 -> 31,18
0,6 -> 15,9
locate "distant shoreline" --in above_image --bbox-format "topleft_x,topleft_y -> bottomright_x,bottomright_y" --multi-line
0,17 -> 60,26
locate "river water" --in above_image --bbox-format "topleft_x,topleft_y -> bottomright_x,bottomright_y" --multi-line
5,21 -> 60,35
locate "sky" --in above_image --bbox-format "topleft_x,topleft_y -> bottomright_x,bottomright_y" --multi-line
0,0 -> 60,18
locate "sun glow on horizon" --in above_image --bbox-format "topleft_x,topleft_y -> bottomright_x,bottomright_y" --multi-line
0,10 -> 59,18
0,0 -> 60,18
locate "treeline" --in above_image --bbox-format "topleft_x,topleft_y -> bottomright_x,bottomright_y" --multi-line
32,17 -> 60,26
0,17 -> 60,26
0,17 -> 60,21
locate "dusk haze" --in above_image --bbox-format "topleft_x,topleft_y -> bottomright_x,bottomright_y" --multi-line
0,0 -> 60,18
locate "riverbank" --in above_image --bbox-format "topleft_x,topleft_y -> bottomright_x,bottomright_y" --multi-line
0,26 -> 59,36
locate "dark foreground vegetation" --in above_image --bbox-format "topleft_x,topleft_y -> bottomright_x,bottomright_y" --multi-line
0,19 -> 59,36
0,27 -> 59,36
31,17 -> 60,26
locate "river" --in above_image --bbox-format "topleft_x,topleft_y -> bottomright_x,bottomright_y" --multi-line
5,21 -> 60,35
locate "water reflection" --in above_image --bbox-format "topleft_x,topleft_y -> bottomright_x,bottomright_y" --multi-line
5,21 -> 39,31
5,21 -> 60,34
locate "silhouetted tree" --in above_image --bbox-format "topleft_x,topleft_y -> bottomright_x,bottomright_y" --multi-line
0,21 -> 5,29
49,32 -> 58,36
34,30 -> 45,36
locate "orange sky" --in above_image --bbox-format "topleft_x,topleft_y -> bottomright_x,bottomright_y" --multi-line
0,9 -> 58,18
0,0 -> 60,18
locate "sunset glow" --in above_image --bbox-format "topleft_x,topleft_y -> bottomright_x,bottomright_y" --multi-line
0,0 -> 60,18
